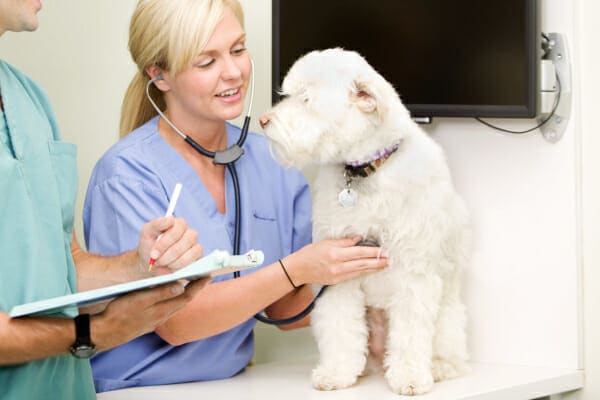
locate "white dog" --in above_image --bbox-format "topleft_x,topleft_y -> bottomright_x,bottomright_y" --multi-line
260,48 -> 470,395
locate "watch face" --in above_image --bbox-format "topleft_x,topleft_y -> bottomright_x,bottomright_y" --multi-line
70,344 -> 97,359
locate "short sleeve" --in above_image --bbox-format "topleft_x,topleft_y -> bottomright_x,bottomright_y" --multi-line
83,175 -> 166,256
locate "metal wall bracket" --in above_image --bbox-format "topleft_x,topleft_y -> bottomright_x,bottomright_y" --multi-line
538,33 -> 572,143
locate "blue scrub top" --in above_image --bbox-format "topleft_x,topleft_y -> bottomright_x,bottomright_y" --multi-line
83,116 -> 312,392
0,60 -> 95,400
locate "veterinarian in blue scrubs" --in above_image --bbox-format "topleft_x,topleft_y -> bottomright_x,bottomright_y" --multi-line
84,0 -> 389,392
0,2 -> 207,400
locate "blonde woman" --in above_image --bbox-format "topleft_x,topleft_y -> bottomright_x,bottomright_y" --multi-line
84,0 -> 388,391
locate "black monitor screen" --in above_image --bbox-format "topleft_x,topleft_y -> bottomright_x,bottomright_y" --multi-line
273,0 -> 537,118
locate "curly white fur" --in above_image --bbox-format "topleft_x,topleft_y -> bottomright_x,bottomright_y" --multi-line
261,48 -> 470,395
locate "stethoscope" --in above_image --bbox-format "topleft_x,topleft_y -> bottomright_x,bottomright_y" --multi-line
145,59 -> 326,325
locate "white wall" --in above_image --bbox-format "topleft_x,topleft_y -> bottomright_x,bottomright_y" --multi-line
428,0 -> 579,369
575,0 -> 600,398
1,0 -> 598,397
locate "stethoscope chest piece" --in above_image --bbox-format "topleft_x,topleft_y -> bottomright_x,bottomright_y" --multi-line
213,144 -> 244,165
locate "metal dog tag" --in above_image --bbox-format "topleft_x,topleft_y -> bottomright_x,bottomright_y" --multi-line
338,188 -> 357,208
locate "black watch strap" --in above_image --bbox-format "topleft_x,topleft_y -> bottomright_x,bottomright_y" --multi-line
75,314 -> 91,339
70,314 -> 96,359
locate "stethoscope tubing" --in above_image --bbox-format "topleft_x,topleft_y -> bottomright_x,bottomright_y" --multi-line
145,59 -> 325,325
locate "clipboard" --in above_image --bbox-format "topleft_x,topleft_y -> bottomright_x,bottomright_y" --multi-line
9,250 -> 264,318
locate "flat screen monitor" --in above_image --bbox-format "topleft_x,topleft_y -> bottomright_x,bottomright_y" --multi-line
272,0 -> 538,118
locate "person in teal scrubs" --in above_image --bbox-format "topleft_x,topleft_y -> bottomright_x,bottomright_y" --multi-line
0,2 -> 208,400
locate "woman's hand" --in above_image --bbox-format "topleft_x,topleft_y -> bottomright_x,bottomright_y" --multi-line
137,217 -> 203,275
282,237 -> 389,286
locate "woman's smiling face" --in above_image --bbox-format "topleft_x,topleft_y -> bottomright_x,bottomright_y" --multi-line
161,7 -> 251,125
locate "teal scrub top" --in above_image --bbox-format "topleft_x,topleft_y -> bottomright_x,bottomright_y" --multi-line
0,60 -> 95,400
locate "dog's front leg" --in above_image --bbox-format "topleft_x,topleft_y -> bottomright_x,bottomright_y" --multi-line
385,273 -> 442,395
311,279 -> 368,390
432,229 -> 470,381
431,272 -> 470,382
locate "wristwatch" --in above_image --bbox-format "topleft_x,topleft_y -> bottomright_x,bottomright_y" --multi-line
70,314 -> 97,359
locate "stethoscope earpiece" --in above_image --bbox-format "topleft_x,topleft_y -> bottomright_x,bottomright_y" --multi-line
149,73 -> 163,83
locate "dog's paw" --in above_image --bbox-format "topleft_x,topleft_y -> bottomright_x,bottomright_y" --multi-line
431,357 -> 470,382
385,367 -> 434,396
312,365 -> 358,391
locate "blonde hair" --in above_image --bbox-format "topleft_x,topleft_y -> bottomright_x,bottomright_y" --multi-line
120,0 -> 245,137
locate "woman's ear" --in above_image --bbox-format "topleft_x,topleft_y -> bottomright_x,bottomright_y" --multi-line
145,65 -> 170,92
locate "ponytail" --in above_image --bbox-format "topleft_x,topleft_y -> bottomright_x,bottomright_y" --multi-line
119,71 -> 164,138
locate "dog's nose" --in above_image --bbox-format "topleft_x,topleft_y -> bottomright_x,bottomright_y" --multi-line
259,115 -> 270,129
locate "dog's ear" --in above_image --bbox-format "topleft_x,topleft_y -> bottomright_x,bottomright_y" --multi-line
351,81 -> 378,114
351,80 -> 389,126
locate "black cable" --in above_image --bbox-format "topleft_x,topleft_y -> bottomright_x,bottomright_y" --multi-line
541,32 -> 550,42
184,136 -> 215,158
253,286 -> 328,326
228,163 -> 242,279
238,115 -> 251,147
475,73 -> 561,134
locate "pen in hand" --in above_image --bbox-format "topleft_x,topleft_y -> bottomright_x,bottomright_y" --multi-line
148,183 -> 183,271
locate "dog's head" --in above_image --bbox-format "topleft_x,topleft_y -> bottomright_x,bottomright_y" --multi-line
260,48 -> 413,168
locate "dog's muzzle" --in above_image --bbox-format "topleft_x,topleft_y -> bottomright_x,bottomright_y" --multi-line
259,115 -> 270,128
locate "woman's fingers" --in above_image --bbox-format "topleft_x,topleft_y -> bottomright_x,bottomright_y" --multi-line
336,244 -> 389,260
328,257 -> 388,284
340,257 -> 389,272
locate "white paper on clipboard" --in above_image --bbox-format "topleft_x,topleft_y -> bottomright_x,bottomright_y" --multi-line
9,250 -> 263,318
